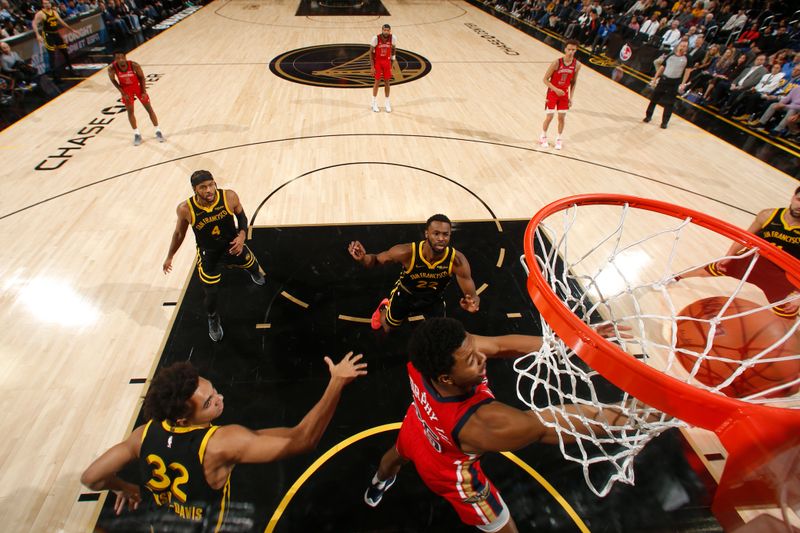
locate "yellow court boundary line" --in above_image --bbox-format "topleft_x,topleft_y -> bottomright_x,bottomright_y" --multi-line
264,422 -> 590,533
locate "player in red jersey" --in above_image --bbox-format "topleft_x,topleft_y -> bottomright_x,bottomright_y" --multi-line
365,318 -> 633,532
370,24 -> 397,113
539,39 -> 581,151
108,51 -> 164,146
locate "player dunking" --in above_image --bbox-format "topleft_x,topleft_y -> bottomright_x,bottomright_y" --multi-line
370,23 -> 397,113
539,39 -> 581,150
163,170 -> 265,342
32,0 -> 76,82
108,51 -> 164,146
677,186 -> 800,318
347,214 -> 480,333
364,318 -> 634,532
81,352 -> 366,530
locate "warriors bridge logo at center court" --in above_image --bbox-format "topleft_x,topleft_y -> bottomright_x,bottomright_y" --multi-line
269,44 -> 432,88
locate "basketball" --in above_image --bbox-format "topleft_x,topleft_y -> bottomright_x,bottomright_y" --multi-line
675,296 -> 800,398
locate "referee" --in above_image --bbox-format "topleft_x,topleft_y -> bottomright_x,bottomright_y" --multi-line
643,40 -> 690,129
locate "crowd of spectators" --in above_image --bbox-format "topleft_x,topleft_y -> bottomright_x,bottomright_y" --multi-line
0,0 -> 190,41
482,0 -> 800,142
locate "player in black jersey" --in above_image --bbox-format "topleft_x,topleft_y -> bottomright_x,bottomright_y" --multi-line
32,0 -> 76,82
81,351 -> 366,531
678,186 -> 800,318
348,214 -> 480,333
163,170 -> 265,341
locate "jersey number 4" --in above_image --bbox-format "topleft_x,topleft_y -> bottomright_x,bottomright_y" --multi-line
211,226 -> 220,236
145,454 -> 190,503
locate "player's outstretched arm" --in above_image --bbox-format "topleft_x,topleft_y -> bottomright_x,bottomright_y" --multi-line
453,252 -> 480,312
348,241 -> 411,268
473,334 -> 543,359
81,425 -> 145,515
163,203 -> 190,273
473,324 -> 627,360
213,352 -> 367,465
460,400 -> 645,453
723,208 -> 772,257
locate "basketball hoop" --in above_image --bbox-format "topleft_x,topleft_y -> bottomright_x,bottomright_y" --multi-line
518,194 -> 800,527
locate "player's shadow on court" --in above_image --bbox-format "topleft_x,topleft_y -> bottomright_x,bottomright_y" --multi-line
391,101 -> 528,144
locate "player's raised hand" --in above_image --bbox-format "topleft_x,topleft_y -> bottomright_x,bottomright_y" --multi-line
460,293 -> 480,313
325,351 -> 367,384
348,241 -> 366,261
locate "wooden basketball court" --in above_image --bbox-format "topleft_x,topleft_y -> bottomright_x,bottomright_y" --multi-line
1,1 -> 797,531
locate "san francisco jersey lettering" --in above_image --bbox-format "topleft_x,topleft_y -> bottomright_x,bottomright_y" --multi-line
758,208 -> 800,258
187,189 -> 238,251
397,241 -> 456,295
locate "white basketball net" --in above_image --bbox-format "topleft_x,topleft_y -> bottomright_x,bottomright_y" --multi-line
515,201 -> 800,497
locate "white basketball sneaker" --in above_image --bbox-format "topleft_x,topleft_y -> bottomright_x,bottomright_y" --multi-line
372,101 -> 379,113
385,101 -> 392,113
555,138 -> 563,150
538,134 -> 548,148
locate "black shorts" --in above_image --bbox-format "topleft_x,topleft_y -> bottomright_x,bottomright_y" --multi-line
385,283 -> 446,327
44,31 -> 67,51
196,244 -> 257,286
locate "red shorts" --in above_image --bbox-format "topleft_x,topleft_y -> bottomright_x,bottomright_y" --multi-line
395,406 -> 508,528
121,87 -> 150,107
706,252 -> 798,318
374,60 -> 392,81
545,89 -> 570,111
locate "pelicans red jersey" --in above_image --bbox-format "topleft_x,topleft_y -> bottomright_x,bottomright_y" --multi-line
371,34 -> 396,80
372,34 -> 395,63
546,57 -> 577,110
395,362 -> 508,527
113,61 -> 150,105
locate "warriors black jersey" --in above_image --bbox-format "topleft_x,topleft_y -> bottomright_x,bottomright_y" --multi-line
139,420 -> 230,532
758,207 -> 800,258
187,190 -> 238,252
397,241 -> 456,295
43,9 -> 60,33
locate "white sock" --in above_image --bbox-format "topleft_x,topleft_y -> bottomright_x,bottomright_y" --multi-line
372,473 -> 384,486
556,135 -> 562,140
155,126 -> 162,134
385,98 -> 391,105
133,129 -> 140,135
541,131 -> 547,138
372,96 -> 377,104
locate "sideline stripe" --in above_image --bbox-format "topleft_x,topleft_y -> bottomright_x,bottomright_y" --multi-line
264,423 -> 590,532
